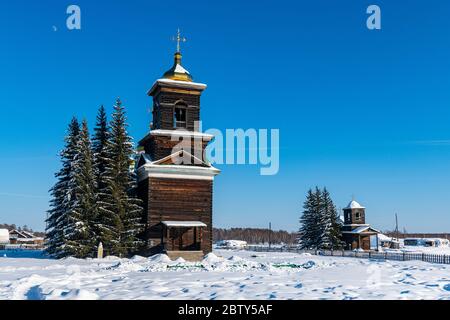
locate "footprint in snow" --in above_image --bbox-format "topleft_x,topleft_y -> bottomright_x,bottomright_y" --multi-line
400,290 -> 410,294
443,284 -> 450,291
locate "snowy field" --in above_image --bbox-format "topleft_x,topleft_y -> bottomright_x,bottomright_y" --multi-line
1,249 -> 450,300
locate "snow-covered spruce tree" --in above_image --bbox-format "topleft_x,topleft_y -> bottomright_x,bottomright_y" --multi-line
98,99 -> 144,257
299,187 -> 323,249
319,188 -> 343,249
298,189 -> 314,249
92,105 -> 110,245
45,117 -> 80,258
63,120 -> 98,258
92,105 -> 109,191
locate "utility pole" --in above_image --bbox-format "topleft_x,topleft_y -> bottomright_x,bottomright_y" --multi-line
395,213 -> 399,241
268,222 -> 272,249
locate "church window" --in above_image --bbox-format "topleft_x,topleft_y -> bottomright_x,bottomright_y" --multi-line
355,211 -> 361,221
174,105 -> 187,128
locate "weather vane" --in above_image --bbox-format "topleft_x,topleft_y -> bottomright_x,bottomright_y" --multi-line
172,28 -> 187,53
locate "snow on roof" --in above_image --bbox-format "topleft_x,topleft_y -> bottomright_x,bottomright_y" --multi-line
150,129 -> 214,139
161,221 -> 207,228
378,234 -> 392,242
0,229 -> 9,243
21,231 -> 35,238
148,78 -> 207,95
342,226 -> 380,234
344,200 -> 365,210
173,63 -> 191,75
9,229 -> 28,238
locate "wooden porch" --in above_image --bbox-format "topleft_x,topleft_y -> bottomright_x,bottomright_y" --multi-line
160,221 -> 206,255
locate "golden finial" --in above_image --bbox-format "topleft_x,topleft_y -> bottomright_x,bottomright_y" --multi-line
162,28 -> 193,82
172,28 -> 187,53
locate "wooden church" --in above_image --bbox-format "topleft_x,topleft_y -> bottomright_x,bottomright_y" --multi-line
341,199 -> 380,251
136,32 -> 220,261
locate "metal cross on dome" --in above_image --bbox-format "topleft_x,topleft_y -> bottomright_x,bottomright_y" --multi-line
172,28 -> 187,53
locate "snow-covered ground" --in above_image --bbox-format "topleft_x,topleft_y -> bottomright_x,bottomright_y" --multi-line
1,249 -> 450,300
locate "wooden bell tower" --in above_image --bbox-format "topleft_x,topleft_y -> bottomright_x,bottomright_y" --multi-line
341,199 -> 380,251
136,31 -> 220,260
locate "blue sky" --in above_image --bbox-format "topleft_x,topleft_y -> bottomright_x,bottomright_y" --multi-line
1,0 -> 450,233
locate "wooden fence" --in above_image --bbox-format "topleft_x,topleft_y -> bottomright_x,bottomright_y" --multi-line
245,246 -> 450,265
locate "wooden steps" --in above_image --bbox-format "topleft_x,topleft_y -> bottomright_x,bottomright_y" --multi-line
166,251 -> 205,262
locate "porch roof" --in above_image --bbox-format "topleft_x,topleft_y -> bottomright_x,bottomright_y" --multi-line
161,221 -> 207,228
342,225 -> 380,234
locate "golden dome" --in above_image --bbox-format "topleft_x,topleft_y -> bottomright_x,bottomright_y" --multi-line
162,52 -> 193,82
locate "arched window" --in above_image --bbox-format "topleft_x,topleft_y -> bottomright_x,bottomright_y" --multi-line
174,102 -> 187,128
355,211 -> 361,221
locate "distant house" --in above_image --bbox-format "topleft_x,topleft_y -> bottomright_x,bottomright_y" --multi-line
215,240 -> 248,249
404,238 -> 449,247
9,229 -> 44,248
378,233 -> 400,249
0,229 -> 9,247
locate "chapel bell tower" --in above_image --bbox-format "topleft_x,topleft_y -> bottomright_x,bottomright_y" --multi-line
136,30 -> 220,261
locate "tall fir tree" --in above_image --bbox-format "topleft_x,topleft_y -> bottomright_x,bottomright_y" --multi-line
64,120 -> 98,258
320,188 -> 343,249
92,105 -> 109,190
98,99 -> 144,257
92,105 -> 110,245
45,117 -> 80,258
299,187 -> 323,249
299,187 -> 342,250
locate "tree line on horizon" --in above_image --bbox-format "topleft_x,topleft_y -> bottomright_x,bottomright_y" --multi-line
45,100 -> 144,259
213,228 -> 298,245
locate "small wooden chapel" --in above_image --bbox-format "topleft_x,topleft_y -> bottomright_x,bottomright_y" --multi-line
341,199 -> 380,251
136,31 -> 220,261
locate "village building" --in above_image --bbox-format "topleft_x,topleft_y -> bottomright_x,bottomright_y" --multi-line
404,238 -> 450,247
0,229 -> 9,249
8,229 -> 44,248
136,32 -> 220,261
341,200 -> 380,251
377,233 -> 400,249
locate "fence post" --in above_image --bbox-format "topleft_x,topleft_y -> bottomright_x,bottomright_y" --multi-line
403,252 -> 405,261
384,252 -> 387,260
422,253 -> 425,262
369,251 -> 371,259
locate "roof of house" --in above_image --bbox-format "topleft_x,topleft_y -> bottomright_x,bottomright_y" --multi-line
161,221 -> 207,228
9,229 -> 33,238
21,231 -> 35,238
378,233 -> 393,241
343,200 -> 365,210
342,225 -> 380,234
